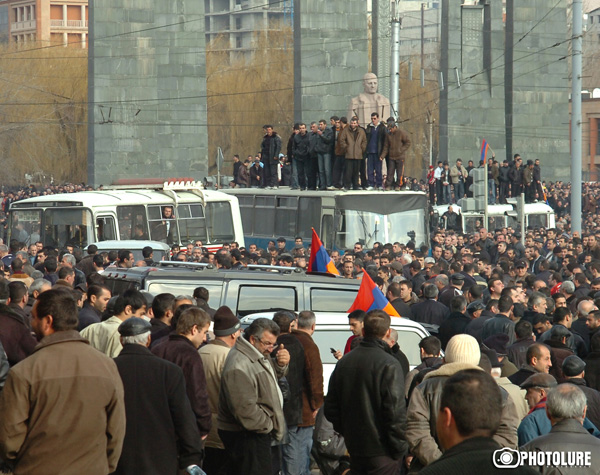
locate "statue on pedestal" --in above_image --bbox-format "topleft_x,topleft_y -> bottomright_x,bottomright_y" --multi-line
348,73 -> 391,126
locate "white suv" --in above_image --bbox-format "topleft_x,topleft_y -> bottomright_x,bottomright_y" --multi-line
240,312 -> 430,393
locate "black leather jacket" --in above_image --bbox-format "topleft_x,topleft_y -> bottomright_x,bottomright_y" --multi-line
324,337 -> 408,459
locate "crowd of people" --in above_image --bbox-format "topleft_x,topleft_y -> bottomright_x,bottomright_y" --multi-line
1,209 -> 600,473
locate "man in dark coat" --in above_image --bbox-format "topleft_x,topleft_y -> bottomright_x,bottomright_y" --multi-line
325,309 -> 408,474
481,295 -> 516,346
438,296 -> 471,350
0,279 -> 37,366
507,320 -> 535,369
260,125 -> 282,189
249,158 -> 265,188
152,307 -> 212,438
113,317 -> 204,474
585,332 -> 600,390
562,355 -> 600,429
411,283 -> 450,328
272,311 -> 306,474
509,343 -> 552,387
417,369 -> 536,475
78,284 -> 111,331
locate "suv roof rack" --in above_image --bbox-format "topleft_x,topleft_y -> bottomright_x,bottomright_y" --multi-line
156,261 -> 216,270
246,265 -> 304,274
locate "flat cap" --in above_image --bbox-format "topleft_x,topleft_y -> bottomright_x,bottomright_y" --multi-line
390,261 -> 403,272
520,373 -> 557,390
562,355 -> 586,377
550,325 -> 572,340
424,257 -> 436,264
515,259 -> 528,268
451,273 -> 465,282
118,317 -> 151,337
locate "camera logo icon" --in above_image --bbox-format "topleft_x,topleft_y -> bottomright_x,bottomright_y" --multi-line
493,448 -> 521,468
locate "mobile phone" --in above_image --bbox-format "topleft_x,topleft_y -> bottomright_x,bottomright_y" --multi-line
330,348 -> 337,354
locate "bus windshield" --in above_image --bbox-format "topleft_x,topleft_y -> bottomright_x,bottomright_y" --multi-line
336,208 -> 427,249
44,208 -> 94,248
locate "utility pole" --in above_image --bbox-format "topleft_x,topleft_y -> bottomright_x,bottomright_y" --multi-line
571,0 -> 583,234
390,0 -> 400,119
420,3 -> 425,87
426,109 -> 434,166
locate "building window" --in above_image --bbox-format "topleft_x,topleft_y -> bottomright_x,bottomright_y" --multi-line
236,35 -> 242,48
235,17 -> 241,30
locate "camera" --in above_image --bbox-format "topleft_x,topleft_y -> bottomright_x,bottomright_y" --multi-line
493,448 -> 521,469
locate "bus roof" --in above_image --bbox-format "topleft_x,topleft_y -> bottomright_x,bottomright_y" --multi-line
9,188 -> 238,208
433,202 -> 555,216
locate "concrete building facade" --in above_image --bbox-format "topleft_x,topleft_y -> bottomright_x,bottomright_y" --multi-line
88,0 -> 208,186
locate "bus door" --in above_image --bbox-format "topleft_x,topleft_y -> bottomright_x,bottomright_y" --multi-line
321,209 -> 335,249
96,215 -> 117,241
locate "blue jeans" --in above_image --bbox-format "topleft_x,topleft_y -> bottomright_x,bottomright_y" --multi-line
454,181 -> 464,202
367,153 -> 383,187
317,152 -> 332,189
442,184 -> 451,204
281,426 -> 313,475
488,179 -> 496,204
291,159 -> 299,189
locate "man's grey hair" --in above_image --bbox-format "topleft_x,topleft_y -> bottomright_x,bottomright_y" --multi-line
29,278 -> 52,296
423,283 -> 439,299
434,274 -> 449,287
62,254 -> 76,266
310,121 -> 317,127
0,244 -> 7,253
16,251 -> 28,261
402,254 -> 413,265
528,291 -> 546,310
298,310 -> 316,330
546,384 -> 587,422
577,300 -> 595,317
122,331 -> 151,346
246,317 -> 280,340
561,281 -> 575,294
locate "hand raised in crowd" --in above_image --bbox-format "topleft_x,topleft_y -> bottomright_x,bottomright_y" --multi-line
276,343 -> 290,366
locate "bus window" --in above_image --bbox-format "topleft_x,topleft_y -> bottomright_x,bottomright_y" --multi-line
177,203 -> 207,244
297,197 -> 321,239
488,216 -> 506,232
528,214 -> 547,229
275,197 -> 297,237
117,205 -> 148,241
252,197 -> 275,238
43,208 -> 93,248
206,202 -> 235,243
11,210 -> 41,245
237,196 -> 254,236
97,216 -> 117,241
148,205 -> 178,244
321,214 -> 333,249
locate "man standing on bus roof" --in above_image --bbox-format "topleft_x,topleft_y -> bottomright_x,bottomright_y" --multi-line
261,125 -> 282,190
381,118 -> 411,191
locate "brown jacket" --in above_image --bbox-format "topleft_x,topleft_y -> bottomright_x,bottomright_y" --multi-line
0,330 -> 126,475
292,329 -> 324,427
381,127 -> 411,161
338,125 -> 367,160
334,124 -> 347,156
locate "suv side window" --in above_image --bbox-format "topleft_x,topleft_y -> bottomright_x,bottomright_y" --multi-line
310,288 -> 357,312
237,285 -> 296,316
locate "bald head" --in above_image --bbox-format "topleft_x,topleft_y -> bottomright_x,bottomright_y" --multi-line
578,300 -> 597,317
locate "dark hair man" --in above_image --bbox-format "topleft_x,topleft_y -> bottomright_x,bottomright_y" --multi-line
152,307 -> 213,438
0,288 -> 126,474
325,309 -> 407,474
78,284 -> 112,331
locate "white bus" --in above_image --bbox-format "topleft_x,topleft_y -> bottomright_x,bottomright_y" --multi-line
8,181 -> 244,251
433,202 -> 556,234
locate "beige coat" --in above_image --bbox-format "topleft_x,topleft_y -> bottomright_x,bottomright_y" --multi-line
381,127 -> 411,161
199,339 -> 231,449
218,335 -> 288,441
80,315 -> 123,358
0,330 -> 125,475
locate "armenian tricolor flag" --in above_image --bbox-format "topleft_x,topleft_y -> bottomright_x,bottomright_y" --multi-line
307,228 -> 339,275
480,140 -> 490,165
348,272 -> 400,317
